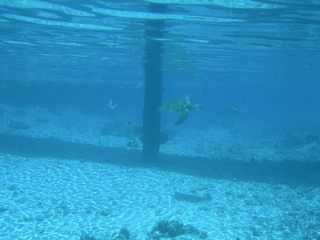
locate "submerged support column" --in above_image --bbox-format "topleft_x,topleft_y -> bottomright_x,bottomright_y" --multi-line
142,4 -> 166,161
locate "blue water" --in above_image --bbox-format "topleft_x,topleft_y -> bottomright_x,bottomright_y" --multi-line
0,1 -> 320,239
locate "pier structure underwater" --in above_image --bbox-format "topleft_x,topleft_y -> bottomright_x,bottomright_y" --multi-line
142,3 -> 167,161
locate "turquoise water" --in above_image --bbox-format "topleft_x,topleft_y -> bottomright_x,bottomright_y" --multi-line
1,0 -> 319,124
0,1 -> 320,239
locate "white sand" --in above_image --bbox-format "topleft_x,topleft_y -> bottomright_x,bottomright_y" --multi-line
1,105 -> 319,162
0,105 -> 319,239
0,155 -> 319,240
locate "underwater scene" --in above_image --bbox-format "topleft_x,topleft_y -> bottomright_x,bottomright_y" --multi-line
0,0 -> 320,239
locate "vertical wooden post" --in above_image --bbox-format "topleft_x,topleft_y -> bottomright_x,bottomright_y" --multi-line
142,4 -> 166,161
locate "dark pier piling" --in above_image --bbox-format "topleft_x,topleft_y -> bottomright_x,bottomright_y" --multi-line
142,4 -> 166,161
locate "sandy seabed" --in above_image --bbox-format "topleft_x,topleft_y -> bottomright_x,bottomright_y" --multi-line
0,106 -> 320,239
1,155 -> 320,240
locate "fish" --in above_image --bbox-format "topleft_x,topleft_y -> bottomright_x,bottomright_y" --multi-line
173,191 -> 212,203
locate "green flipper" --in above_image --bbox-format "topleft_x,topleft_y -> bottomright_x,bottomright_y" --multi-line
175,112 -> 189,125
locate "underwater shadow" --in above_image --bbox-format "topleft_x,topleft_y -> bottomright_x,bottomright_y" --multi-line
0,133 -> 140,165
0,133 -> 319,187
158,154 -> 320,188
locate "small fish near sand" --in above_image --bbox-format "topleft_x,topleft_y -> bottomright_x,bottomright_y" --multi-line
173,191 -> 212,203
160,95 -> 203,125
